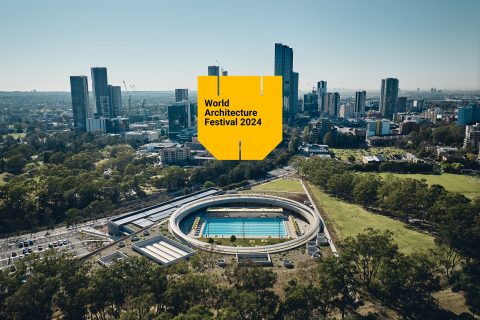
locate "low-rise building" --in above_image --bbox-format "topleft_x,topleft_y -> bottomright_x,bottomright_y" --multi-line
437,147 -> 462,161
159,147 -> 191,164
464,123 -> 480,149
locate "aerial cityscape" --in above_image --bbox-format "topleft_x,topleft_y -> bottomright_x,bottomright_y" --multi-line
0,0 -> 479,319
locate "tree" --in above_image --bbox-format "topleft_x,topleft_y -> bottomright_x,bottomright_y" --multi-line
281,283 -> 324,320
229,266 -> 277,291
229,235 -> 236,244
353,174 -> 382,206
341,228 -> 398,287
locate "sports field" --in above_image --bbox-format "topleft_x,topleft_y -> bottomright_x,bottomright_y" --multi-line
379,173 -> 480,199
307,182 -> 437,254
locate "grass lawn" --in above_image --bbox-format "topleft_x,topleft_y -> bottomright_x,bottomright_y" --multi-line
379,173 -> 480,200
3,132 -> 26,139
253,178 -> 304,193
307,182 -> 437,255
331,147 -> 404,161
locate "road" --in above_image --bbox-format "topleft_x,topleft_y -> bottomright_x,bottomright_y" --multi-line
300,178 -> 338,256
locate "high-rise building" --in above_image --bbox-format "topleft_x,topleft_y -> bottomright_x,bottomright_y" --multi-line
321,92 -> 329,114
366,119 -> 391,137
354,91 -> 366,116
208,66 -> 220,76
464,123 -> 480,149
168,101 -> 193,139
274,43 -> 298,122
108,85 -> 122,117
70,76 -> 89,132
380,78 -> 399,118
340,104 -> 355,119
175,89 -> 189,102
458,104 -> 480,125
396,97 -> 407,113
303,91 -> 318,116
328,92 -> 340,117
91,67 -> 110,117
317,81 -> 327,112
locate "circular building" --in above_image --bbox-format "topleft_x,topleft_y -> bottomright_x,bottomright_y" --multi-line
168,194 -> 321,254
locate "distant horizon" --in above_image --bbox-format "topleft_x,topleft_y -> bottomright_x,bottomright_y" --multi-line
1,0 -> 479,91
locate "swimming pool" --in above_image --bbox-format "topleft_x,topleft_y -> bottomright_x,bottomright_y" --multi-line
202,217 -> 287,237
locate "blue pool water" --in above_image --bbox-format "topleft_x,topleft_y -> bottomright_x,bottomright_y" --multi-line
202,217 -> 287,237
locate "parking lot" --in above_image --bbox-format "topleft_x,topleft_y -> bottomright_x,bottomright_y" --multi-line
0,229 -> 94,270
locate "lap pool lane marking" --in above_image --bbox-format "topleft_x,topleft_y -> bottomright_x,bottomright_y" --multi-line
198,76 -> 282,160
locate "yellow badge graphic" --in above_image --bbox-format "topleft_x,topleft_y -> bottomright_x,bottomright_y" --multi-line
198,76 -> 282,160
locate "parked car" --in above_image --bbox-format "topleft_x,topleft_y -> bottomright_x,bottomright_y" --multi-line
22,248 -> 27,254
17,242 -> 24,248
63,239 -> 68,245
217,259 -> 227,267
38,245 -> 43,251
131,235 -> 140,242
27,248 -> 33,253
48,243 -> 53,249
11,252 -> 17,257
143,230 -> 150,236
118,241 -> 126,248
282,259 -> 294,269
28,239 -> 34,246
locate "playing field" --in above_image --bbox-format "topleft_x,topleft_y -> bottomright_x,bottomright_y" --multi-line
252,178 -> 304,193
307,182 -> 437,254
379,173 -> 480,199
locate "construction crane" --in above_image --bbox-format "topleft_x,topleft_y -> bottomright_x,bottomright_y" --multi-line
215,59 -> 226,75
122,80 -> 132,116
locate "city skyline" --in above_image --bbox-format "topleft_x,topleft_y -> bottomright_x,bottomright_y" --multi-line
0,0 -> 479,91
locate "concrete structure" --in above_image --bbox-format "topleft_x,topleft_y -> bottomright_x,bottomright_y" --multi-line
366,119 -> 391,137
70,76 -> 89,132
317,81 -> 327,112
133,235 -> 195,266
169,194 -> 322,254
168,101 -> 193,139
396,96 -> 408,113
98,252 -> 128,266
87,117 -> 106,133
125,130 -> 159,142
464,123 -> 480,149
108,188 -> 221,236
380,78 -> 399,118
91,67 -> 110,117
207,65 -> 220,76
457,104 -> 480,125
175,89 -> 188,102
275,43 -> 299,122
354,91 -> 366,116
299,144 -> 331,157
108,85 -> 122,117
159,146 -> 191,164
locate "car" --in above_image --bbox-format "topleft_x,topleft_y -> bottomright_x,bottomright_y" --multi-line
58,241 -> 63,247
17,242 -> 24,248
217,259 -> 227,267
118,241 -> 126,248
282,259 -> 294,269
53,242 -> 58,248
38,245 -> 43,251
22,248 -> 28,254
28,239 -> 34,246
27,248 -> 33,253
142,230 -> 150,236
11,252 -> 17,257
131,235 -> 140,242
63,239 -> 68,245
23,241 -> 28,247
48,243 -> 53,249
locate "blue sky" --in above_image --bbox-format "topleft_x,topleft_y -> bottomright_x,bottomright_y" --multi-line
0,0 -> 479,91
